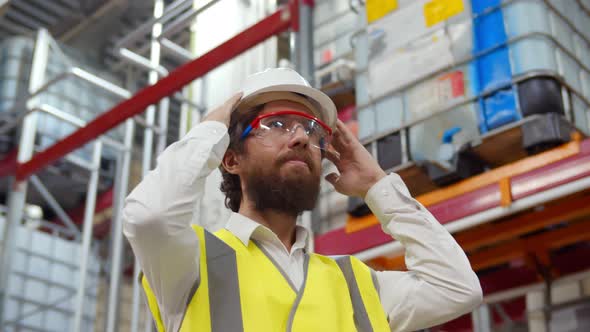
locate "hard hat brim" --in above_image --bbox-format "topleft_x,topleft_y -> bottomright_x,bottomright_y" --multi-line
236,83 -> 337,129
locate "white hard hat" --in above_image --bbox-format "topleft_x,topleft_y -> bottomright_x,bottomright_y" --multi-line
236,68 -> 337,128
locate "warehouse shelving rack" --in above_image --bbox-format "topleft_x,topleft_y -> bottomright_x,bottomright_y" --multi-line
2,0 -> 588,331
0,0 -> 314,331
0,21 -> 185,332
314,0 -> 590,329
0,207 -> 100,331
318,0 -> 590,253
0,28 -> 137,331
349,0 -> 590,192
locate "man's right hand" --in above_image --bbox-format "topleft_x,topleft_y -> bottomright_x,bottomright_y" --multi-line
201,92 -> 243,127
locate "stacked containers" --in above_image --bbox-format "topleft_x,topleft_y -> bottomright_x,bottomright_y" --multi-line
357,0 -> 480,168
0,219 -> 100,331
314,0 -> 359,69
0,38 -> 32,152
498,0 -> 590,133
0,36 -> 124,180
314,0 -> 365,232
357,0 -> 590,169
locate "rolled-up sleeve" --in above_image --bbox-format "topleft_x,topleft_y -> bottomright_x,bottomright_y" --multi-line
365,173 -> 483,332
123,121 -> 229,331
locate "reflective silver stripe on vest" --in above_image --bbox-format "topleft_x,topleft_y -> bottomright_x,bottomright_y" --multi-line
286,254 -> 310,332
335,256 -> 374,332
204,231 -> 244,332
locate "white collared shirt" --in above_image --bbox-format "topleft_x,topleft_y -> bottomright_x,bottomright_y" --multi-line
123,121 -> 482,332
226,213 -> 310,288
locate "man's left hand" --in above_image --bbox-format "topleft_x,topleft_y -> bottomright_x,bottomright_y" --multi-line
324,120 -> 387,198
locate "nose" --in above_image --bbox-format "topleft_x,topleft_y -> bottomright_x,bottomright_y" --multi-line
287,125 -> 309,149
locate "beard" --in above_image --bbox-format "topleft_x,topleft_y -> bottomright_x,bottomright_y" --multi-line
243,154 -> 321,217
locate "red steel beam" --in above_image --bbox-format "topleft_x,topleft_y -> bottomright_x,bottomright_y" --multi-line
0,149 -> 18,178
14,4 -> 295,181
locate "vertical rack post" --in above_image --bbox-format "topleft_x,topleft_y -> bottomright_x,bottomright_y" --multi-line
297,0 -> 319,242
0,28 -> 50,326
105,119 -> 135,332
72,141 -> 102,331
298,0 -> 315,86
471,304 -> 493,332
131,1 -> 166,332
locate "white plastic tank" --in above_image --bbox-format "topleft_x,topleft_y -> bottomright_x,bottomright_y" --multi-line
0,36 -> 124,162
358,0 -> 479,163
357,0 -> 590,165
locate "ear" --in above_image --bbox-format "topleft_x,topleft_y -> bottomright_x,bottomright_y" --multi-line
221,149 -> 241,175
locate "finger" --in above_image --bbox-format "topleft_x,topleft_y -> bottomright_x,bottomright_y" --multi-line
324,172 -> 340,186
336,120 -> 356,144
324,146 -> 341,164
226,92 -> 244,109
209,92 -> 243,114
330,128 -> 349,152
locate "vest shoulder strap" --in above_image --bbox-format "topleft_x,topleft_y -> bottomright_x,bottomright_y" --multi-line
329,255 -> 390,332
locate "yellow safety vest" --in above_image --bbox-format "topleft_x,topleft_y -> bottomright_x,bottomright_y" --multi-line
141,225 -> 390,332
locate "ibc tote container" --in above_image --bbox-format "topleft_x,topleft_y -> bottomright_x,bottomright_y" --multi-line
0,38 -> 31,122
0,36 -> 123,211
314,0 -> 360,69
0,36 -> 123,150
0,37 -> 123,159
356,0 -> 590,172
0,216 -> 100,331
314,0 -> 366,230
313,0 -> 360,108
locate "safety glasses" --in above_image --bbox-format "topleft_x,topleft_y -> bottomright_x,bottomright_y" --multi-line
240,110 -> 333,150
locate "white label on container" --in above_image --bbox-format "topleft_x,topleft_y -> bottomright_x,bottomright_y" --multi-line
407,70 -> 466,120
368,0 -> 465,60
369,30 -> 454,99
368,0 -> 430,60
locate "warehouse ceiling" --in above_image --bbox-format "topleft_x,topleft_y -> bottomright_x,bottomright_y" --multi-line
0,0 -> 116,39
0,0 -> 157,57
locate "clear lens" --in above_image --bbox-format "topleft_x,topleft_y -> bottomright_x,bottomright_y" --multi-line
255,114 -> 331,149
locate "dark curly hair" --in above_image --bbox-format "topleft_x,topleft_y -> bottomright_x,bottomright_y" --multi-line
220,104 -> 264,212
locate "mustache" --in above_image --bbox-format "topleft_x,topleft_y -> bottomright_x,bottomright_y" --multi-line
276,152 -> 314,169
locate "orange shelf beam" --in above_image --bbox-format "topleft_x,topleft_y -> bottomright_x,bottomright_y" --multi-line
346,139 -> 581,234
367,197 -> 590,272
454,194 -> 590,252
469,220 -> 590,271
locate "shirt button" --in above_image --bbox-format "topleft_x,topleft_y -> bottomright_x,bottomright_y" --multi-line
382,190 -> 389,196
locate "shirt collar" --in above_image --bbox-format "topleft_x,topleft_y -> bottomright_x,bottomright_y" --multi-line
225,212 -> 310,252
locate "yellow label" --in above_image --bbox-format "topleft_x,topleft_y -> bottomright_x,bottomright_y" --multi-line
366,0 -> 398,24
424,0 -> 464,27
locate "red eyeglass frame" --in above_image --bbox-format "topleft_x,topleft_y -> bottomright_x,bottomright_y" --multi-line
240,110 -> 333,140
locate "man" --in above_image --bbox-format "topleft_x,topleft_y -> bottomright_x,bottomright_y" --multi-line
123,68 -> 482,332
